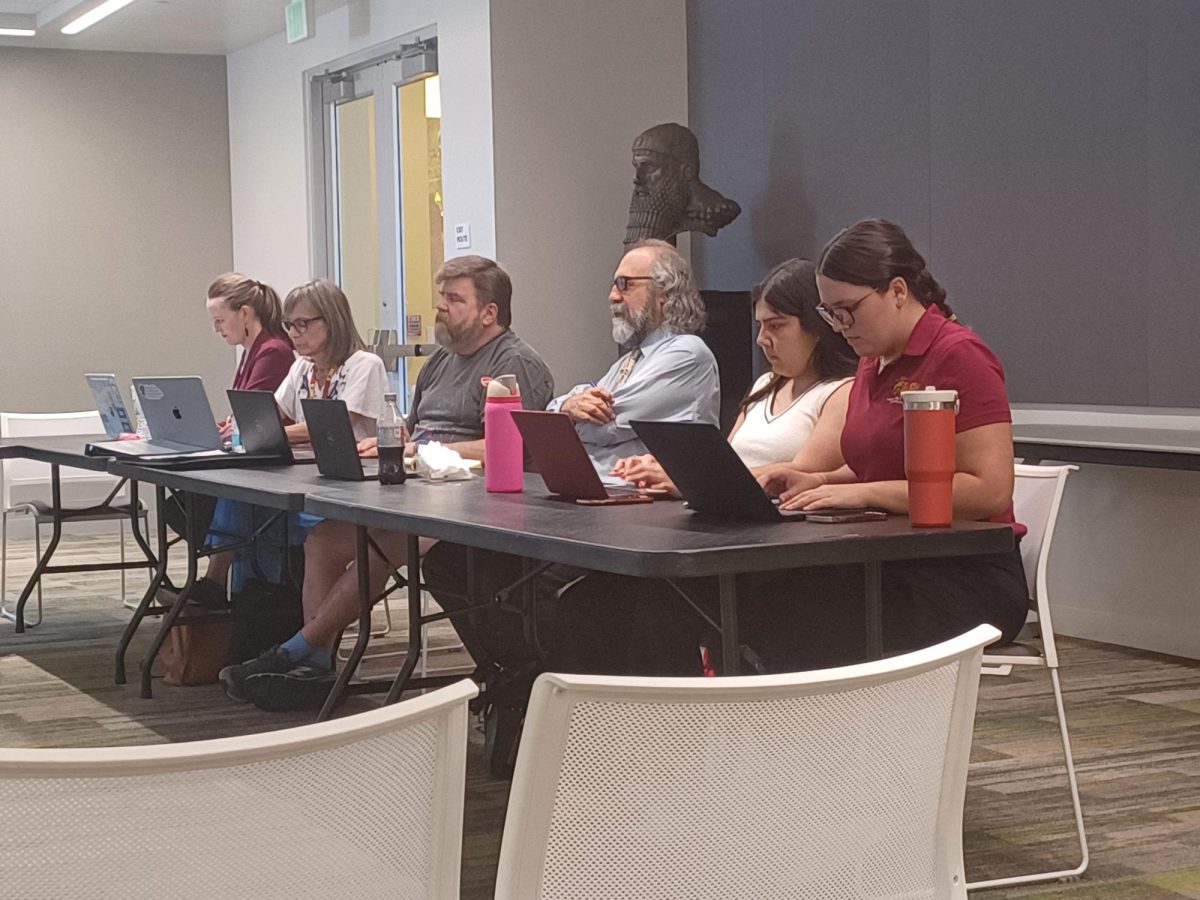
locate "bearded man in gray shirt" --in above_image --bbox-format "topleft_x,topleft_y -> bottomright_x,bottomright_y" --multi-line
360,255 -> 553,459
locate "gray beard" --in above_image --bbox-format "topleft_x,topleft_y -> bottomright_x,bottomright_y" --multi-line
611,304 -> 653,346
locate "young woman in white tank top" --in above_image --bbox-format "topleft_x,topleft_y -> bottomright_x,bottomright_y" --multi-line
615,258 -> 859,494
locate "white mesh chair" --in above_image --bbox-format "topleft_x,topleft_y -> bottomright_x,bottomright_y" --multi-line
0,678 -> 477,899
968,464 -> 1088,890
1,410 -> 150,627
496,624 -> 999,900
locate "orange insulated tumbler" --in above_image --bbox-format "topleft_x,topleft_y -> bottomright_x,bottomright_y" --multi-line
902,387 -> 959,527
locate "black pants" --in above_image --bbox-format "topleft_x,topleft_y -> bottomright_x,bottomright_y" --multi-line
421,543 -> 570,672
552,547 -> 1030,676
421,542 -> 701,677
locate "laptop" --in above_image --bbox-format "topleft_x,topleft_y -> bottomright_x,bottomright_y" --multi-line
511,410 -> 651,504
87,376 -> 224,459
84,373 -> 134,439
301,398 -> 379,481
631,420 -> 820,521
227,389 -> 314,463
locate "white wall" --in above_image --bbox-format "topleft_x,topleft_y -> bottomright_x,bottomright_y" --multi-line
225,0 -> 495,295
0,48 -> 234,416
1015,405 -> 1200,659
489,0 -> 689,389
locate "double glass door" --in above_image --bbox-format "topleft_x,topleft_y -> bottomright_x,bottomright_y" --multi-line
311,36 -> 443,405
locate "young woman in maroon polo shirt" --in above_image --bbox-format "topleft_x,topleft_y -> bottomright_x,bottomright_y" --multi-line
753,219 -> 1028,670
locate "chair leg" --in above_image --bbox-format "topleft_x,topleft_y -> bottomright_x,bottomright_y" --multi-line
967,667 -> 1089,890
1,509 -> 8,617
2,511 -> 44,628
120,519 -> 127,604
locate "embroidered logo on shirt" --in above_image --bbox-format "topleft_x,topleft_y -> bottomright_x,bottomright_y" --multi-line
889,377 -> 923,403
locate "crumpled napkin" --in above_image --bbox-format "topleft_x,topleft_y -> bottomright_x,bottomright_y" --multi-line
414,441 -> 475,481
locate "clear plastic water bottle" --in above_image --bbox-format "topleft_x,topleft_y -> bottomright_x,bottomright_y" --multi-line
377,392 -> 407,485
230,417 -> 242,450
131,384 -> 151,440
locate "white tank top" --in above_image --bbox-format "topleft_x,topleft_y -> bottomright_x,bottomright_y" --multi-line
729,375 -> 852,469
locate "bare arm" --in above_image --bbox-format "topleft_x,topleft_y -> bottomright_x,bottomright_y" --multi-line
446,439 -> 485,461
725,409 -> 747,443
784,422 -> 1016,516
753,382 -> 853,496
788,381 -> 850,472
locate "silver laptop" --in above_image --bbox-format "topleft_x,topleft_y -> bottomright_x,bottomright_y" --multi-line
84,373 -> 134,439
90,377 -> 222,458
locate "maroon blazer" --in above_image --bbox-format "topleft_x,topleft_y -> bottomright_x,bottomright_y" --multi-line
233,330 -> 295,392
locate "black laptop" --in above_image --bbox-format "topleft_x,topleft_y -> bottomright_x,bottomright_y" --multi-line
301,398 -> 379,481
227,390 -> 316,463
631,420 -> 813,521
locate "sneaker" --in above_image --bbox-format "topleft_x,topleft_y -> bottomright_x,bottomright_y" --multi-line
242,666 -> 340,712
218,645 -> 293,702
157,576 -> 227,612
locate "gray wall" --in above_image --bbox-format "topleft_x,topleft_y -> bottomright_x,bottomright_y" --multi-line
0,48 -> 235,416
688,0 -> 1200,407
490,0 -> 689,390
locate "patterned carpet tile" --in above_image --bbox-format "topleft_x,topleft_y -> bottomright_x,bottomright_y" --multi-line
6,533 -> 1200,898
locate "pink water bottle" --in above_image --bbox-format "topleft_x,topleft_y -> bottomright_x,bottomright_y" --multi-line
902,387 -> 959,527
484,375 -> 524,492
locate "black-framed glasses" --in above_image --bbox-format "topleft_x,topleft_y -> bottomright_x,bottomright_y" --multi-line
815,290 -> 875,329
612,275 -> 653,293
282,315 -> 325,334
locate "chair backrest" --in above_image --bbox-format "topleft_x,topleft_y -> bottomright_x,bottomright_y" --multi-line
496,625 -> 999,900
0,411 -> 117,509
1012,464 -> 1076,668
0,679 -> 477,899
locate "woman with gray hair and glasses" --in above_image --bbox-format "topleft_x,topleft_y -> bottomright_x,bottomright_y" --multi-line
218,279 -> 400,712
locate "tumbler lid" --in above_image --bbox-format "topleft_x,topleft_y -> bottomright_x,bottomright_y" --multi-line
901,386 -> 959,410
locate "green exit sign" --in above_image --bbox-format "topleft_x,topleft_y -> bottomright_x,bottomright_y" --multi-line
285,0 -> 313,44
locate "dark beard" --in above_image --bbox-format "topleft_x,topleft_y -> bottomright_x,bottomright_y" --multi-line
625,177 -> 687,244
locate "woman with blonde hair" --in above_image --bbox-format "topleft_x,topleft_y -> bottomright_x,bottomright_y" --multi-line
160,274 -> 295,609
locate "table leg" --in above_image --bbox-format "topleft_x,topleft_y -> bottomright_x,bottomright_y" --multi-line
718,572 -> 739,675
865,560 -> 883,659
116,485 -> 171,684
11,464 -> 63,633
319,525 -> 373,721
384,533 -> 425,705
125,479 -> 157,570
139,491 -> 199,699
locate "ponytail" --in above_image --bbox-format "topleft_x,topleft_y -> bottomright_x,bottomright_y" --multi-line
207,273 -> 288,339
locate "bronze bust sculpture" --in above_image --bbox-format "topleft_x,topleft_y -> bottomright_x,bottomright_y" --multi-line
624,122 -> 741,246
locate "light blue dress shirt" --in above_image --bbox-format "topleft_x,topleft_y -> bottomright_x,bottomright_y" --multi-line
548,327 -> 721,473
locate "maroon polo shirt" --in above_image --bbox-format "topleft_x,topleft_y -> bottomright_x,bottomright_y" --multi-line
233,330 -> 295,392
840,305 -> 1024,535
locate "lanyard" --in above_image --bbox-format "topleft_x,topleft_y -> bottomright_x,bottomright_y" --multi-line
307,364 -> 338,400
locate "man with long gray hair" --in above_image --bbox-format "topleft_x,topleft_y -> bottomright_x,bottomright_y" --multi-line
550,238 -> 720,471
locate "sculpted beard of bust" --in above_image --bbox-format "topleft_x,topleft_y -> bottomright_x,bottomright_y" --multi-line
624,122 -> 741,246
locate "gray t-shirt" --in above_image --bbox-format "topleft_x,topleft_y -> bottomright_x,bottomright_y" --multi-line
407,329 -> 555,444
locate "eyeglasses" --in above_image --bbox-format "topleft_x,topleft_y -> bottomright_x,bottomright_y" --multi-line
612,276 -> 653,293
282,315 -> 324,334
815,290 -> 875,329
